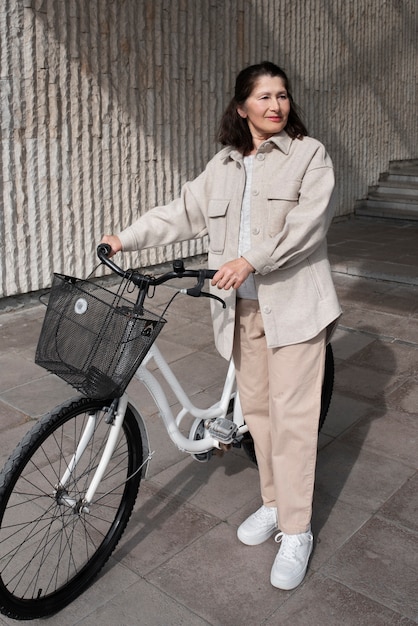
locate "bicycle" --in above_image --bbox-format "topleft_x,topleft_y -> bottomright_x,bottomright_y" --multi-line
0,245 -> 334,620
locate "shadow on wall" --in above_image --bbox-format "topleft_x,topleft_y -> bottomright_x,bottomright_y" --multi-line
3,1 -> 416,295
30,0 -> 418,218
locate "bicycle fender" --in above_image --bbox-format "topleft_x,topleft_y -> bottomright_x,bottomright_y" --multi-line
127,402 -> 152,479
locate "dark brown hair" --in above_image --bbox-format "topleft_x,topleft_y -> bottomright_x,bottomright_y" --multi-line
217,61 -> 308,154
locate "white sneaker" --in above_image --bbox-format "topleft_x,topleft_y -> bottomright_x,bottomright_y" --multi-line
270,529 -> 313,590
237,505 -> 278,546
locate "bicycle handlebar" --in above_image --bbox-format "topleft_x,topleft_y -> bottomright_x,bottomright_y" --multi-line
97,244 -> 225,307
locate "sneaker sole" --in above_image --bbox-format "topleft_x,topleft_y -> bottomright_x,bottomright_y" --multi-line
237,526 -> 277,546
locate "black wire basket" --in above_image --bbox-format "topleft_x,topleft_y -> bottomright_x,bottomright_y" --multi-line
35,273 -> 166,399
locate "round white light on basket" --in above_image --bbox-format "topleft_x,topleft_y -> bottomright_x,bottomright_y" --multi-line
74,298 -> 88,315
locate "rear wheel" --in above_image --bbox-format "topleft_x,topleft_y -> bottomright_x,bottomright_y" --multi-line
242,343 -> 335,464
0,396 -> 143,620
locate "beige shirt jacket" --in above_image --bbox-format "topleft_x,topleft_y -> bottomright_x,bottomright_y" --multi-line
118,131 -> 342,361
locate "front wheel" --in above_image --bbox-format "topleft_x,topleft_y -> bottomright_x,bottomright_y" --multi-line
242,343 -> 335,464
0,396 -> 144,620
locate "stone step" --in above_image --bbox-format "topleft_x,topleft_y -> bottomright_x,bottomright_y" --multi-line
355,159 -> 418,221
382,164 -> 418,185
355,197 -> 418,220
382,172 -> 418,185
371,181 -> 418,198
388,158 -> 418,171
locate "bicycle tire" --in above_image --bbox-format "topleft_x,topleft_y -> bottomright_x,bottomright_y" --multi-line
242,343 -> 335,465
0,396 -> 143,620
319,342 -> 334,429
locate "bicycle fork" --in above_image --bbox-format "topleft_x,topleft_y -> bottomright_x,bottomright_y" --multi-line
55,395 -> 133,512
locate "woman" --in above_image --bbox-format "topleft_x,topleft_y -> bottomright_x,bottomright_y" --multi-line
101,61 -> 341,590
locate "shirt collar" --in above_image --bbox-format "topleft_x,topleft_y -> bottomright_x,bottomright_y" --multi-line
266,131 -> 293,154
223,130 -> 293,163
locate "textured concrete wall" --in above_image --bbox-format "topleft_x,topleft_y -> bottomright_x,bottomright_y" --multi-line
1,0 -> 417,298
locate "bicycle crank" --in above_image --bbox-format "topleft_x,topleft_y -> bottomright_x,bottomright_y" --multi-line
189,418 -> 213,462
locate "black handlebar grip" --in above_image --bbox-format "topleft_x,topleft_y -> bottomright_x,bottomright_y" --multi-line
96,244 -> 127,278
97,243 -> 112,258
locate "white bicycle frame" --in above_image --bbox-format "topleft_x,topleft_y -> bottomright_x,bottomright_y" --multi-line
60,341 -> 248,507
136,343 -> 246,452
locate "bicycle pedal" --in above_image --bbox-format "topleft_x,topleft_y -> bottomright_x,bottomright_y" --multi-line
206,418 -> 238,444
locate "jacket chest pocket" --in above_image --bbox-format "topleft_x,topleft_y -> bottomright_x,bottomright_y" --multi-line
208,199 -> 229,254
267,180 -> 300,236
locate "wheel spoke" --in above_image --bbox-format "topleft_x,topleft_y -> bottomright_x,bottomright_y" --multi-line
0,397 -> 142,619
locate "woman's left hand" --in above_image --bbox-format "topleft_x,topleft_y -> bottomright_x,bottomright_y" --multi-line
211,257 -> 255,290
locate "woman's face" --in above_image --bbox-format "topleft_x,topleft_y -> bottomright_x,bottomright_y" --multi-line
237,75 -> 290,147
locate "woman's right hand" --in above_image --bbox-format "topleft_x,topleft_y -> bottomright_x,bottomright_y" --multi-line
100,235 -> 122,257
211,257 -> 255,290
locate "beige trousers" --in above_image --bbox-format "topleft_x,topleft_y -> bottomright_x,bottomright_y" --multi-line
233,299 -> 326,534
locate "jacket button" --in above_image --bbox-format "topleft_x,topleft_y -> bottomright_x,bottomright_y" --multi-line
263,305 -> 271,314
252,189 -> 259,196
252,227 -> 260,235
257,153 -> 265,161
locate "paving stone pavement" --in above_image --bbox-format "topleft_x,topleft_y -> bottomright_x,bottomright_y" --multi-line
0,216 -> 417,625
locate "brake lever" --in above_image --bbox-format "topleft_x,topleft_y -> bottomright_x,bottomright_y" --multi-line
186,271 -> 226,308
199,290 -> 226,308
